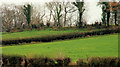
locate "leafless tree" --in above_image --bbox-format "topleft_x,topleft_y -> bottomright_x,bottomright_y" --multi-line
31,4 -> 46,27
62,2 -> 77,27
46,2 -> 63,27
46,2 -> 78,27
1,4 -> 26,32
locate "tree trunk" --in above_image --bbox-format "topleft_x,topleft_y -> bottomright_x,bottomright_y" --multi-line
57,13 -> 60,27
102,12 -> 106,26
114,11 -> 118,26
78,9 -> 82,28
107,11 -> 110,27
64,7 -> 67,27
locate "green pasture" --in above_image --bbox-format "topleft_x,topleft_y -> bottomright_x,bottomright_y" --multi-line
1,34 -> 118,61
2,28 -> 101,41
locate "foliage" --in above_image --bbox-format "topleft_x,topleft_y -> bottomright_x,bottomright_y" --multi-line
56,4 -> 62,27
100,2 -> 119,27
23,4 -> 32,27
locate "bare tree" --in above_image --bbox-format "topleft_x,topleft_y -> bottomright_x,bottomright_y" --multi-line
46,2 -> 78,27
62,2 -> 78,27
1,4 -> 26,32
46,2 -> 63,27
31,4 -> 46,28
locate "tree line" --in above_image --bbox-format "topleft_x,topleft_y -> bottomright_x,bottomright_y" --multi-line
1,0 -> 120,32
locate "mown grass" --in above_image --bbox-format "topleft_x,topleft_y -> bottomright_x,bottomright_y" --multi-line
1,34 -> 118,61
2,28 -> 101,41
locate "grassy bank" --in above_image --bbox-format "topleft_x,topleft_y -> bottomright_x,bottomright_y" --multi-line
2,28 -> 86,40
1,34 -> 118,61
2,27 -> 119,45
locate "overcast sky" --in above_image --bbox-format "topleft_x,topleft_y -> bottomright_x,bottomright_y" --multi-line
0,0 -> 119,6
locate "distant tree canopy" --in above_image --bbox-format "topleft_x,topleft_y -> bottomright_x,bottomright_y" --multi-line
1,2 -> 120,32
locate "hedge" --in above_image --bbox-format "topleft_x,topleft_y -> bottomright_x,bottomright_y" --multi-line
77,57 -> 120,67
1,55 -> 120,67
2,55 -> 71,67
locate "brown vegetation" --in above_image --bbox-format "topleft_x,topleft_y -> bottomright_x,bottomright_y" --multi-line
2,55 -> 120,67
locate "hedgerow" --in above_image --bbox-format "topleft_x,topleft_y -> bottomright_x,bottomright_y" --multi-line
2,55 -> 120,67
2,55 -> 71,67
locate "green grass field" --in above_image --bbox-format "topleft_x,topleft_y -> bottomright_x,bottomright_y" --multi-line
2,28 -> 100,41
1,34 -> 118,61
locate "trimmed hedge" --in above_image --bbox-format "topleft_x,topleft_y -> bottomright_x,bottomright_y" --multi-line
2,28 -> 120,45
1,55 -> 120,67
77,57 -> 120,67
2,55 -> 71,67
